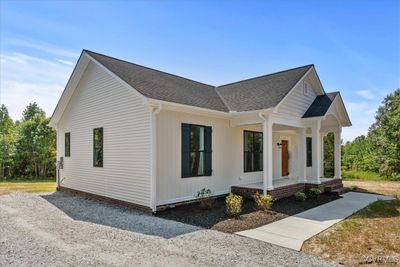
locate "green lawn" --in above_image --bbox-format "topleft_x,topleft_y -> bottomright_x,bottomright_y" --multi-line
0,180 -> 56,195
303,198 -> 400,266
342,170 -> 389,181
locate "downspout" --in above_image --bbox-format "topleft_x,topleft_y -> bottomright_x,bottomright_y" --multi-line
258,112 -> 268,195
150,104 -> 162,213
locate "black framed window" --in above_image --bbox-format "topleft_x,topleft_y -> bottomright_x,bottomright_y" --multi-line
182,123 -> 212,178
244,130 -> 263,172
306,137 -> 312,167
65,132 -> 70,157
93,128 -> 103,167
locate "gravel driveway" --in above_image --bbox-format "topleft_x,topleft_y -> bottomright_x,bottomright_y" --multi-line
0,192 -> 339,267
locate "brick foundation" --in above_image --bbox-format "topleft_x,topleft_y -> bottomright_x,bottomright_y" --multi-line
232,179 -> 344,200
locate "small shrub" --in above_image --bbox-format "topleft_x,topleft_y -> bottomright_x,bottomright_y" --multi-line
307,188 -> 321,198
194,188 -> 214,209
226,193 -> 243,217
254,191 -> 274,211
349,185 -> 359,191
294,191 -> 307,201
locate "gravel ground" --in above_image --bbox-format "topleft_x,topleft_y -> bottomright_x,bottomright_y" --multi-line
0,192 -> 340,267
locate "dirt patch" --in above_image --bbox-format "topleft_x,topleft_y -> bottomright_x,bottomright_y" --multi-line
343,180 -> 400,197
303,199 -> 400,266
157,193 -> 341,233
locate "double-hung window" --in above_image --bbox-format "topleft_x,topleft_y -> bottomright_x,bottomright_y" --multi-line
93,128 -> 103,167
244,131 -> 263,172
181,123 -> 212,178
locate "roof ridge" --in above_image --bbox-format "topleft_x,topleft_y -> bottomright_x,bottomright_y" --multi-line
216,64 -> 314,89
83,49 -> 216,88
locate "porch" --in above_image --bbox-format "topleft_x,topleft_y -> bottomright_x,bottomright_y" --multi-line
231,178 -> 344,199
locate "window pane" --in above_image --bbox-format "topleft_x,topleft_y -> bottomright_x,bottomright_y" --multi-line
254,133 -> 263,152
94,128 -> 103,167
190,126 -> 204,151
254,152 -> 263,171
190,151 -> 205,176
244,151 -> 254,172
306,137 -> 312,167
65,133 -> 70,157
244,132 -> 253,152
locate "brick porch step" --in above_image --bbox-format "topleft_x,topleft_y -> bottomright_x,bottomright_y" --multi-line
331,187 -> 350,195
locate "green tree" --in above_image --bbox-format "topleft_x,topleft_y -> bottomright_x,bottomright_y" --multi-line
0,105 -> 16,178
323,133 -> 334,177
22,102 -> 45,121
341,135 -> 379,172
14,103 -> 56,178
369,89 -> 400,178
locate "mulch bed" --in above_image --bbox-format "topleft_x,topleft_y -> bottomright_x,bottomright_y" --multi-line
156,193 -> 341,233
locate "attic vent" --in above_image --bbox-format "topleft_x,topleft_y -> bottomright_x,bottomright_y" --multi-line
303,81 -> 309,95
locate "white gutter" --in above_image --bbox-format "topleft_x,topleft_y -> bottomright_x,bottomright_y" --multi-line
150,104 -> 162,212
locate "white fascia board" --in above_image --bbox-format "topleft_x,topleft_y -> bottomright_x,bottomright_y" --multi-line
336,93 -> 352,126
49,52 -> 90,127
324,94 -> 352,127
147,98 -> 231,119
274,67 -> 314,112
310,66 -> 326,95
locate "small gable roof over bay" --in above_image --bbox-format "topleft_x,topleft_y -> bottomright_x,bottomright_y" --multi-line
303,92 -> 339,118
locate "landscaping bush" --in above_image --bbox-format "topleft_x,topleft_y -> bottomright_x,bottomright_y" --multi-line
254,191 -> 274,211
307,188 -> 321,198
349,185 -> 359,191
226,193 -> 243,217
294,191 -> 307,201
194,188 -> 214,209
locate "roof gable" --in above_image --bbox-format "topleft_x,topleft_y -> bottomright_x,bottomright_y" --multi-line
85,50 -> 229,112
216,65 -> 313,112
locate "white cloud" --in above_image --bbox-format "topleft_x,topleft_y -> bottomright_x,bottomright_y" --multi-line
0,52 -> 74,120
56,59 -> 75,66
355,89 -> 376,100
5,37 -> 80,59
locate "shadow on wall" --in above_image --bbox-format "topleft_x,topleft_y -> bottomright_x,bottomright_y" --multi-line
41,192 -> 202,239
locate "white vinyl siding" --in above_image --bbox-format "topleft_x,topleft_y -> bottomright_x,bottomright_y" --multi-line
156,110 -> 262,205
57,61 -> 152,208
278,76 -> 317,117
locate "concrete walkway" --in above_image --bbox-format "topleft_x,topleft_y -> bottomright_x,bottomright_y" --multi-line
236,192 -> 394,251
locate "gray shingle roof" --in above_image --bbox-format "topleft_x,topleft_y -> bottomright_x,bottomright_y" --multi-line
85,50 -> 313,112
216,65 -> 313,112
85,50 -> 229,112
302,92 -> 339,118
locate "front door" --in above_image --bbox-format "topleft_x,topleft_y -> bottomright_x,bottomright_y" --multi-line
281,140 -> 289,176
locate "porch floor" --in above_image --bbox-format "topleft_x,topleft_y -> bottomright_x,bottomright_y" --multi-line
238,177 -> 334,190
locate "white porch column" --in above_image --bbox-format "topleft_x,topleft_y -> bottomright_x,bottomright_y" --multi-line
262,115 -> 273,195
297,128 -> 307,183
311,120 -> 321,184
320,134 -> 325,178
334,129 -> 342,179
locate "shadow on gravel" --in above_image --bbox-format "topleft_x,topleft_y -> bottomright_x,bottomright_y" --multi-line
41,192 -> 202,239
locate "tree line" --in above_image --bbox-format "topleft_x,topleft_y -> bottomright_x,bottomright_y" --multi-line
0,103 -> 56,180
340,89 -> 400,180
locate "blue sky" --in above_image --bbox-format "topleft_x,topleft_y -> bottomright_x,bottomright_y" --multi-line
0,0 -> 399,141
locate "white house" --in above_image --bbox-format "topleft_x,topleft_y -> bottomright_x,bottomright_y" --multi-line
49,50 -> 351,212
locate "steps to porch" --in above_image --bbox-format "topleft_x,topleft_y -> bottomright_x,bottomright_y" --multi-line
231,178 -> 344,199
